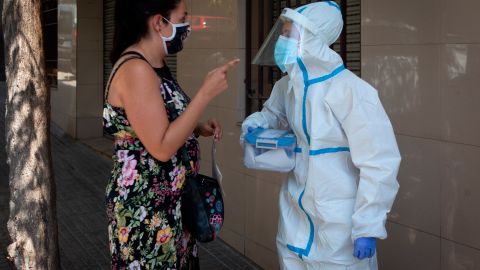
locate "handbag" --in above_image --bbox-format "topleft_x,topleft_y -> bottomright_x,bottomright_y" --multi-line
181,141 -> 225,242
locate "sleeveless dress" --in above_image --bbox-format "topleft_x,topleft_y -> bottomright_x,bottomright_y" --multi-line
103,52 -> 200,270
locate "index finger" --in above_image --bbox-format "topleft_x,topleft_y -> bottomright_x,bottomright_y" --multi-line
219,58 -> 240,73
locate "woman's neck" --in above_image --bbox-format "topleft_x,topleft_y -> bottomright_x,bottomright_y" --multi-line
128,40 -> 165,68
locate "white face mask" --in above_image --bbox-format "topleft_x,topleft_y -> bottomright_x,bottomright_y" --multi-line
161,18 -> 191,55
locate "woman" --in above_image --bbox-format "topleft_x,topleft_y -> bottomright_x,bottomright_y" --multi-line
103,0 -> 239,269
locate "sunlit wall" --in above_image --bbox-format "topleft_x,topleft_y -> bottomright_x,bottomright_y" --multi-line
362,0 -> 480,269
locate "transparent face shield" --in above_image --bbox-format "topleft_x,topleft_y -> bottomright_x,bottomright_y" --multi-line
252,8 -> 318,72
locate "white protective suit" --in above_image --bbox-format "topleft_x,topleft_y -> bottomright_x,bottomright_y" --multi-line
242,2 -> 401,270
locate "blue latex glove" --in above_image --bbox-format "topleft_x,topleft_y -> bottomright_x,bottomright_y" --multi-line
354,237 -> 376,260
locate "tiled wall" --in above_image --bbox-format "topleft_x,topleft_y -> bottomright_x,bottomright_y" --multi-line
53,0 -> 103,139
180,0 -> 480,269
362,0 -> 480,269
177,0 -> 282,269
76,0 -> 104,139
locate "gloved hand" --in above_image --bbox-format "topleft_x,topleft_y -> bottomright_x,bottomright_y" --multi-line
240,116 -> 268,146
239,126 -> 256,147
353,237 -> 376,260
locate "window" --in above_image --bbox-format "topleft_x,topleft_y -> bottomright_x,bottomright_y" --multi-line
42,0 -> 58,88
245,0 -> 360,115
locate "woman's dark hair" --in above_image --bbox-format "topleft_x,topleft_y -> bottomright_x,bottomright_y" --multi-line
110,0 -> 182,64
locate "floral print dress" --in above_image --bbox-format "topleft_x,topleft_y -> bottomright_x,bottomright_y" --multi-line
103,52 -> 200,270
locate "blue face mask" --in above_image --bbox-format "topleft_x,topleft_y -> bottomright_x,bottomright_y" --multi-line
274,36 -> 299,73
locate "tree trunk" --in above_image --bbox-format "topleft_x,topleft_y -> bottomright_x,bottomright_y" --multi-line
2,0 -> 60,269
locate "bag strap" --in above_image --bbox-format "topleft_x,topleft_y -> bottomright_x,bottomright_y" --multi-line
104,51 -> 150,101
211,141 -> 225,196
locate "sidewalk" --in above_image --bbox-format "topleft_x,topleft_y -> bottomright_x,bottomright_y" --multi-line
0,82 -> 261,270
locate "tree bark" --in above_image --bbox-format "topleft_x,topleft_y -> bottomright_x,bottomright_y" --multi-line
2,0 -> 60,269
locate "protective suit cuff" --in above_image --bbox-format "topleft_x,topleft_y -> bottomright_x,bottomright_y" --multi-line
351,228 -> 387,242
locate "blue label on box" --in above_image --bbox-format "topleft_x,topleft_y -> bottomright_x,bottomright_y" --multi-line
245,128 -> 296,149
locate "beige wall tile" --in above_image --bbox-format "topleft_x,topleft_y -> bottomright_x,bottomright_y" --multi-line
213,0 -> 245,49
440,44 -> 480,146
199,140 -> 214,168
377,222 -> 441,270
177,48 -> 222,98
390,135 -> 442,236
198,160 -> 212,179
362,0 -> 442,45
220,228 -> 245,255
362,45 -> 442,140
185,0 -> 220,49
76,84 -> 103,116
220,166 -> 246,236
442,143 -> 480,250
245,176 -> 281,252
363,0 -> 480,268
66,115 -> 76,137
76,116 -> 103,139
75,85 -> 103,138
442,240 -> 480,270
245,239 -> 280,270
245,169 -> 287,186
77,18 -> 102,52
177,48 -> 246,112
77,0 -> 101,19
186,0 -> 244,50
442,0 -> 480,44
51,102 -> 76,138
77,50 -> 103,86
53,80 -> 77,134
211,49 -> 246,111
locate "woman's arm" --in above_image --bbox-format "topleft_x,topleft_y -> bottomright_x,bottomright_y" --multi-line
113,58 -> 239,161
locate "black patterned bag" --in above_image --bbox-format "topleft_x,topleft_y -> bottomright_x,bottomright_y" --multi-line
181,142 -> 224,242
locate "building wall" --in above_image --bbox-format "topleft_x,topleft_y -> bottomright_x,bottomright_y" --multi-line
362,0 -> 480,269
180,0 -> 480,269
53,0 -> 103,139
75,0 -> 104,139
53,0 -> 77,136
177,1 -> 282,269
